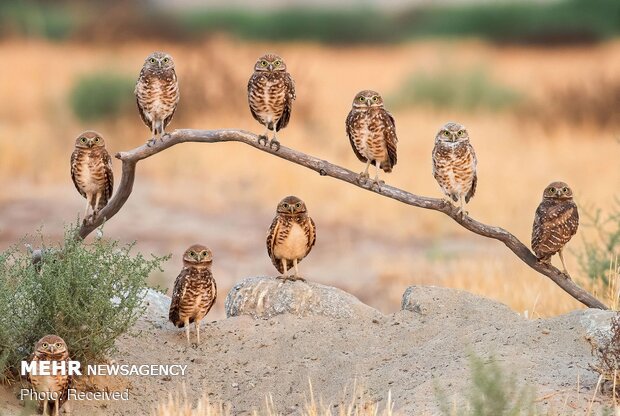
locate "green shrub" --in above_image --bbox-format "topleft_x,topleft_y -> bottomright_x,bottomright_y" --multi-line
388,68 -> 521,111
0,226 -> 168,381
577,199 -> 620,287
69,72 -> 135,122
435,354 -> 536,415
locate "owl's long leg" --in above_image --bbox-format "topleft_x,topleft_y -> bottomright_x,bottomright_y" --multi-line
146,122 -> 160,147
269,125 -> 280,151
42,401 -> 49,416
93,192 -> 102,215
84,194 -> 93,220
292,258 -> 306,282
357,160 -> 371,184
458,194 -> 468,217
195,318 -> 201,344
184,317 -> 191,345
558,249 -> 570,276
54,398 -> 59,416
277,259 -> 291,282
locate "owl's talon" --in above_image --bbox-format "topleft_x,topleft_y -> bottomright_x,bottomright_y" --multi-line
356,173 -> 369,185
269,139 -> 281,151
258,135 -> 269,146
146,138 -> 157,147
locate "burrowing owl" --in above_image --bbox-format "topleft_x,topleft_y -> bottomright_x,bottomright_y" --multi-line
432,122 -> 477,216
346,90 -> 398,187
70,131 -> 113,220
169,244 -> 217,345
135,51 -> 180,146
28,335 -> 71,416
266,196 -> 316,282
531,181 -> 579,274
247,53 -> 295,151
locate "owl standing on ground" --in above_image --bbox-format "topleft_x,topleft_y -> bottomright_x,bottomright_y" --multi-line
28,335 -> 72,416
70,131 -> 114,220
169,244 -> 217,345
247,53 -> 296,151
531,181 -> 579,275
346,90 -> 398,187
266,196 -> 316,282
432,122 -> 478,216
135,51 -> 180,146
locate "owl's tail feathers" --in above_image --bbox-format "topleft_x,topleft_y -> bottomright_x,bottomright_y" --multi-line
380,161 -> 393,173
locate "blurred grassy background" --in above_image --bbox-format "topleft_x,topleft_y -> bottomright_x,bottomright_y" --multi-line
0,0 -> 619,318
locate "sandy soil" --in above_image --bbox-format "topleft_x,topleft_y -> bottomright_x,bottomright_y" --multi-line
1,285 -> 615,415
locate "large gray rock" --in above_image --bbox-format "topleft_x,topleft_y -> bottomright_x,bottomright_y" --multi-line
579,308 -> 618,348
225,276 -> 382,319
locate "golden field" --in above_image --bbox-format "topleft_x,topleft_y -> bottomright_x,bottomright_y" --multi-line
0,37 -> 619,318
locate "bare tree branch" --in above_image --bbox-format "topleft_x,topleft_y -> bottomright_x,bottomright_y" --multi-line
75,128 -> 607,310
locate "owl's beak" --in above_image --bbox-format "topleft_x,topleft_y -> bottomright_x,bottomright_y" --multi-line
87,141 -> 94,148
556,190 -> 563,197
290,206 -> 295,213
49,345 -> 56,353
365,98 -> 372,106
268,64 -> 274,71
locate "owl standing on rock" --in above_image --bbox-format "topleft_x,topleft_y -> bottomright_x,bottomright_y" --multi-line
135,51 -> 180,147
267,196 -> 316,282
247,53 -> 296,151
169,244 -> 217,345
28,335 -> 72,416
432,122 -> 477,217
346,90 -> 398,188
531,181 -> 579,275
70,131 -> 113,220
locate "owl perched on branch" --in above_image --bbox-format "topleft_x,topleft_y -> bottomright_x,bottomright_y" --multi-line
531,182 -> 579,275
28,335 -> 72,416
135,51 -> 180,147
70,131 -> 114,221
266,196 -> 316,282
346,90 -> 398,188
247,53 -> 296,151
432,122 -> 478,216
169,244 -> 217,345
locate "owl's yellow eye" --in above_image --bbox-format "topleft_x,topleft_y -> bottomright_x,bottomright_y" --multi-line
189,251 -> 196,257
42,343 -> 48,348
458,130 -> 466,137
273,60 -> 281,66
372,96 -> 378,101
358,96 -> 365,102
201,251 -> 208,257
282,203 -> 289,208
55,343 -> 62,348
94,137 -> 100,143
548,187 -> 556,193
442,130 -> 450,137
295,202 -> 301,208
260,60 -> 268,66
562,187 -> 569,193
80,137 -> 87,143
149,58 -> 157,64
163,57 -> 169,63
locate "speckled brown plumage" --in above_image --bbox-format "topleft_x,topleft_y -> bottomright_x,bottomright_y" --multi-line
169,244 -> 216,345
432,122 -> 477,216
135,51 -> 180,146
70,131 -> 113,219
28,335 -> 71,416
247,54 -> 295,150
346,90 -> 397,186
266,196 -> 316,281
531,181 -> 579,274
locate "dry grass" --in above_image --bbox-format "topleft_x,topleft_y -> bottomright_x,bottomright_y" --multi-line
154,382 -> 396,416
2,38 -> 620,317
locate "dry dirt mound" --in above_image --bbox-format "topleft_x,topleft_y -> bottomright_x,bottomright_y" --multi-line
2,280 -> 616,415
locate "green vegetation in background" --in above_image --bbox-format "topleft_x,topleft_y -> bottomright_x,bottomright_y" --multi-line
0,1 -> 75,40
178,0 -> 620,44
388,68 -> 521,111
0,226 -> 169,381
435,354 -> 536,415
2,0 -> 620,44
578,199 -> 620,287
70,72 -> 135,122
